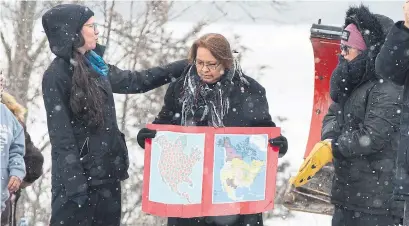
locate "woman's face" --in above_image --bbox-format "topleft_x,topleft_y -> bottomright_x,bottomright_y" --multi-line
195,47 -> 225,84
79,16 -> 99,53
341,44 -> 361,62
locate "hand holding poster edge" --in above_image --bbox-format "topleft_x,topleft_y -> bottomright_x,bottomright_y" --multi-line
142,124 -> 280,218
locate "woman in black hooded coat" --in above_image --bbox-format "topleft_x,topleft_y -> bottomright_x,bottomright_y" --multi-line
321,5 -> 403,226
41,4 -> 187,226
376,1 -> 409,208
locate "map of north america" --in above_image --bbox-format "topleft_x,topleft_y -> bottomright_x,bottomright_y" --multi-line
148,131 -> 267,205
156,135 -> 201,203
148,132 -> 205,205
213,135 -> 268,203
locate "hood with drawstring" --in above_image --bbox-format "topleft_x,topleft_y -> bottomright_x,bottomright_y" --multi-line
42,4 -> 94,61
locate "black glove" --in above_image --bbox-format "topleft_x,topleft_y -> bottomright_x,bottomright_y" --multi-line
331,139 -> 344,160
137,128 -> 157,149
269,135 -> 288,158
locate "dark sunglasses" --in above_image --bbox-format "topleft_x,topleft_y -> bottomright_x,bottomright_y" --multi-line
340,44 -> 351,53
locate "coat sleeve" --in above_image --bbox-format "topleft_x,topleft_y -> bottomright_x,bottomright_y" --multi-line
321,102 -> 342,140
42,72 -> 88,198
152,81 -> 180,125
108,60 -> 188,94
334,83 -> 401,158
246,85 -> 276,127
376,21 -> 409,86
9,117 -> 26,181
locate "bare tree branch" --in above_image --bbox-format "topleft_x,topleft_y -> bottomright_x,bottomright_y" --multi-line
167,0 -> 199,21
237,2 -> 257,22
27,87 -> 42,104
104,0 -> 115,48
29,36 -> 48,61
0,31 -> 12,65
0,2 -> 18,18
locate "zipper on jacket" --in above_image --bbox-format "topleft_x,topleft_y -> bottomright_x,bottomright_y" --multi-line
79,137 -> 90,157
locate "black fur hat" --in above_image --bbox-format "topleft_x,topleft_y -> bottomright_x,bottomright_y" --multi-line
344,4 -> 385,59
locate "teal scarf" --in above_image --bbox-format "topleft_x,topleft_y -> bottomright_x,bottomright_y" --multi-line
85,50 -> 109,77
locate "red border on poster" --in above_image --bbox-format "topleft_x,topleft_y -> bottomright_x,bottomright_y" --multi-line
142,124 -> 280,218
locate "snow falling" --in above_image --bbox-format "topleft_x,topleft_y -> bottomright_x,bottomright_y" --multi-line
1,2 -> 406,226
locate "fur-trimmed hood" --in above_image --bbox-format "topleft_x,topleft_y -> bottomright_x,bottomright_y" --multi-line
0,91 -> 44,187
343,4 -> 385,59
1,91 -> 26,122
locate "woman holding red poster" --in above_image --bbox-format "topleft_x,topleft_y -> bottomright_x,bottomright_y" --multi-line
137,33 -> 288,226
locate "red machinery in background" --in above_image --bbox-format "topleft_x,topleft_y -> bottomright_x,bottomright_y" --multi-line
283,20 -> 342,215
305,20 -> 342,158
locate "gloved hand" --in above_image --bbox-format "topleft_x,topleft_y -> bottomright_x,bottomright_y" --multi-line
269,135 -> 288,158
331,140 -> 344,159
137,128 -> 157,149
71,192 -> 88,207
289,140 -> 333,187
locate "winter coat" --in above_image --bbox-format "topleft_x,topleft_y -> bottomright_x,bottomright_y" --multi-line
41,6 -> 188,205
0,129 -> 44,226
376,21 -> 409,201
321,6 -> 403,216
1,137 -> 44,226
1,92 -> 44,184
153,68 -> 276,226
42,52 -> 187,198
0,104 -> 26,212
322,83 -> 403,215
1,92 -> 44,226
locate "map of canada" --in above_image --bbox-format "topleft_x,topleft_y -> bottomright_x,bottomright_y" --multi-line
212,134 -> 268,203
148,131 -> 205,204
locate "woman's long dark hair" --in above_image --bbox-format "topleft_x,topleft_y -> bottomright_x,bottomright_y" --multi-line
70,51 -> 104,129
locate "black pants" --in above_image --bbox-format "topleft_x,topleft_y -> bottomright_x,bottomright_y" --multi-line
168,213 -> 263,226
1,190 -> 21,226
50,182 -> 121,226
1,198 -> 12,226
332,206 -> 401,226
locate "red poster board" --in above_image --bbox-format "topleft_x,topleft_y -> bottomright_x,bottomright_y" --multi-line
142,124 -> 280,218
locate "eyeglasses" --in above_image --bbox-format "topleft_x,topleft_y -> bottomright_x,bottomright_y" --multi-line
83,23 -> 98,31
340,44 -> 351,54
195,60 -> 220,71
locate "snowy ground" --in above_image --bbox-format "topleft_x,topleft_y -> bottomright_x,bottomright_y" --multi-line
265,212 -> 332,225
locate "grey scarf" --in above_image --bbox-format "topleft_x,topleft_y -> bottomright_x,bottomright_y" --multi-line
180,59 -> 249,127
